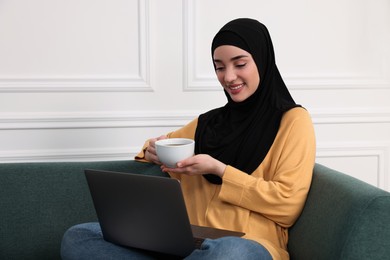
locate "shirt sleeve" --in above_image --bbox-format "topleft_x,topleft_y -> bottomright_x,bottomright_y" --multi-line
218,109 -> 316,228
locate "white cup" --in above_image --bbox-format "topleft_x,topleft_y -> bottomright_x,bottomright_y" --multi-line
155,138 -> 195,168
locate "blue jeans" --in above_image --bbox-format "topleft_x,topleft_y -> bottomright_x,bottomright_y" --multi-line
61,222 -> 272,260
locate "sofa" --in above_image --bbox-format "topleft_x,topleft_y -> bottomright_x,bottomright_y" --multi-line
0,161 -> 389,260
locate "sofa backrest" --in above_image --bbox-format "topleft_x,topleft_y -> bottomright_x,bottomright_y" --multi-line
288,163 -> 390,260
2,160 -> 389,259
0,160 -> 167,260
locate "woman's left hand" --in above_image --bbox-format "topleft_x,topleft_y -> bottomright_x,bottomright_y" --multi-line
161,154 -> 226,178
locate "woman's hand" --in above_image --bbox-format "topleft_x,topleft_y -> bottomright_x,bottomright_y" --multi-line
144,135 -> 167,165
161,154 -> 227,178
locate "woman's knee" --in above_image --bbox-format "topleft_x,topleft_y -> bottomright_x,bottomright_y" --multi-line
61,222 -> 102,259
61,222 -> 158,260
62,222 -> 101,242
197,237 -> 272,260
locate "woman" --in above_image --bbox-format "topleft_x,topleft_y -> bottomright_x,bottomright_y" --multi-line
61,18 -> 315,260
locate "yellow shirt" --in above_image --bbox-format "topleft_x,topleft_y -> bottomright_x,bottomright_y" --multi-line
136,107 -> 316,259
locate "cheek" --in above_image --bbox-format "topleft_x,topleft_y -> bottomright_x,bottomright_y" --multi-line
216,73 -> 225,85
249,69 -> 260,87
254,72 -> 260,86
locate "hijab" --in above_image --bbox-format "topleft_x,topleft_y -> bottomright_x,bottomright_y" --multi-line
194,18 -> 300,184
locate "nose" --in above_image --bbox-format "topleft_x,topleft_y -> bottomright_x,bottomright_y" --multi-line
224,67 -> 237,83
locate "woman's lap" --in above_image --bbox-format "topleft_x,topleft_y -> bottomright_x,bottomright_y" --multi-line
61,222 -> 272,260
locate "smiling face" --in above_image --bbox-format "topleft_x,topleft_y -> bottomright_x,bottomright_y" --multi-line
213,45 -> 260,103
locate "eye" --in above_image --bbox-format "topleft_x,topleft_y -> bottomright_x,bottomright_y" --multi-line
236,63 -> 246,68
215,66 -> 225,71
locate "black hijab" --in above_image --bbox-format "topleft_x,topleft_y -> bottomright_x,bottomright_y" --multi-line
194,18 -> 300,184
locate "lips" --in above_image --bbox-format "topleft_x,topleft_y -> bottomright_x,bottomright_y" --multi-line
227,83 -> 244,94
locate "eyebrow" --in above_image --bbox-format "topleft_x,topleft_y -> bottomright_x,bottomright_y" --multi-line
213,54 -> 249,63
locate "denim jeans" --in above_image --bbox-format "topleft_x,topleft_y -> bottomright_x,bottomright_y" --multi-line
61,222 -> 272,260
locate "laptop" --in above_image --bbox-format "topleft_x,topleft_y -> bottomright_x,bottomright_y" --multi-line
84,169 -> 245,258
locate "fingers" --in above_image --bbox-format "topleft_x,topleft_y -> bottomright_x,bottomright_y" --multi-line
157,135 -> 167,141
145,135 -> 167,165
161,156 -> 198,174
145,150 -> 159,164
148,135 -> 167,151
146,144 -> 157,156
164,155 -> 225,177
177,155 -> 199,168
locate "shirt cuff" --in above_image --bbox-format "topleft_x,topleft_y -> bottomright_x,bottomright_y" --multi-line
219,165 -> 251,206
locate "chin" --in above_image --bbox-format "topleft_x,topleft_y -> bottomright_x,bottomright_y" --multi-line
230,96 -> 246,103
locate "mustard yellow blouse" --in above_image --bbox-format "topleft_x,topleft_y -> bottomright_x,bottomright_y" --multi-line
135,107 -> 316,259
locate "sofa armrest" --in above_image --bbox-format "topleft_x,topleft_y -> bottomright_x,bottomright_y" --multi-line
288,163 -> 390,260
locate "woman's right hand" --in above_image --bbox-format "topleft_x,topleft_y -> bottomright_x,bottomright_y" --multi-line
144,135 -> 167,165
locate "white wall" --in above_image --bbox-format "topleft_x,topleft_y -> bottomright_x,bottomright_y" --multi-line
0,0 -> 389,191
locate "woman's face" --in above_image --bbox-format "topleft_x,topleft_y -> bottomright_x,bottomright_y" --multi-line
213,45 -> 260,102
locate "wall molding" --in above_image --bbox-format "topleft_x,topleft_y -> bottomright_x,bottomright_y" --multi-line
1,108 -> 389,130
310,108 -> 390,124
317,142 -> 389,190
0,111 -> 196,130
182,0 -> 390,91
0,147 -> 138,163
0,0 -> 151,93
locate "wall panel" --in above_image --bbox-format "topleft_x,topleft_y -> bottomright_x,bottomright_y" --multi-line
0,0 -> 150,92
184,0 -> 390,91
0,0 -> 389,191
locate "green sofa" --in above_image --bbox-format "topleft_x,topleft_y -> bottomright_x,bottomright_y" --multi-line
1,161 -> 389,259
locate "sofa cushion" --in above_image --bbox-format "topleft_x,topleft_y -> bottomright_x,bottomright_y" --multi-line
0,160 -> 167,260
